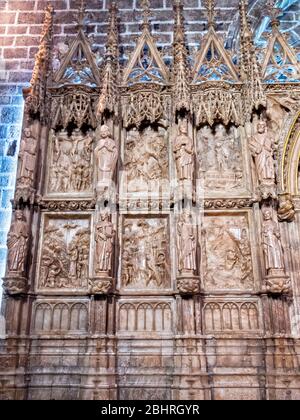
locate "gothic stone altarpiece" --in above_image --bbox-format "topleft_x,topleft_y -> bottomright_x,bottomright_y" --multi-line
1,0 -> 300,400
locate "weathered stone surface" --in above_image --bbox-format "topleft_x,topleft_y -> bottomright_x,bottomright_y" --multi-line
0,0 -> 300,401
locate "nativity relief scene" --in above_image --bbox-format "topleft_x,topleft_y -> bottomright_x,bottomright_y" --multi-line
1,0 -> 300,401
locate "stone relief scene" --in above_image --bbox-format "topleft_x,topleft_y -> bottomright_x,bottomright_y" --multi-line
203,215 -> 254,291
123,126 -> 169,195
47,129 -> 93,195
121,218 -> 170,290
197,125 -> 245,193
38,217 -> 90,290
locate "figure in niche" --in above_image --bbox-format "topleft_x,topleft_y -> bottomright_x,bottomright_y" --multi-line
19,128 -> 38,186
173,121 -> 194,181
215,125 -> 229,172
49,129 -> 93,194
40,221 -> 90,289
95,213 -> 115,274
249,121 -> 276,188
7,210 -> 29,274
122,219 -> 169,289
262,209 -> 285,272
124,126 -> 168,192
94,125 -> 118,184
177,210 -> 197,274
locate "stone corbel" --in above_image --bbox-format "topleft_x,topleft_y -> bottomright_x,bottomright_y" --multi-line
89,277 -> 113,295
263,269 -> 291,296
3,276 -> 28,296
177,275 -> 201,296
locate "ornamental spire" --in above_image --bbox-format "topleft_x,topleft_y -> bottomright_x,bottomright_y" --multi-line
267,0 -> 282,28
25,4 -> 54,120
173,0 -> 190,113
239,0 -> 266,117
97,2 -> 119,117
141,0 -> 151,31
77,0 -> 86,30
204,0 -> 216,29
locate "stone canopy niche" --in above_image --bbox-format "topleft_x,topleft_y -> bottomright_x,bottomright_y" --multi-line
1,0 -> 300,401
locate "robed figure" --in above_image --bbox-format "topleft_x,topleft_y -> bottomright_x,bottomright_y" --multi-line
7,210 -> 28,273
177,211 -> 197,273
94,125 -> 118,183
174,122 -> 194,181
95,214 -> 115,274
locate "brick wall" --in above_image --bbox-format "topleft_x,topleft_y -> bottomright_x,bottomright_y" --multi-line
0,0 -> 299,291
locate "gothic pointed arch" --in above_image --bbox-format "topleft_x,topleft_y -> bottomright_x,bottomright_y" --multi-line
280,111 -> 300,195
122,3 -> 169,86
53,30 -> 100,88
261,2 -> 300,83
192,5 -> 239,85
192,1 -> 243,127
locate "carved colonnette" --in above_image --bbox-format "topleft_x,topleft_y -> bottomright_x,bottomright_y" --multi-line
1,0 -> 300,401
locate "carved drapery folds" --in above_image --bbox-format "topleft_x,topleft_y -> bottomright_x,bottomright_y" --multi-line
4,210 -> 29,295
261,207 -> 291,295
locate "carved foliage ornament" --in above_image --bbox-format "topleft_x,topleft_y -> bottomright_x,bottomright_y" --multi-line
122,86 -> 167,128
193,88 -> 244,127
51,90 -> 98,130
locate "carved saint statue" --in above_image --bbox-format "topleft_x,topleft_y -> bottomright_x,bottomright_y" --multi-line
262,210 -> 285,272
249,121 -> 276,186
7,210 -> 28,273
174,122 -> 194,181
177,211 -> 197,273
95,214 -> 115,274
19,128 -> 37,185
94,125 -> 118,183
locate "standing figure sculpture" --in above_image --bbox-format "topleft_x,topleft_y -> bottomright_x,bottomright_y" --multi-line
95,213 -> 115,274
262,210 -> 284,272
7,210 -> 29,274
177,210 -> 197,273
94,125 -> 118,184
174,121 -> 194,181
19,128 -> 38,185
249,121 -> 276,190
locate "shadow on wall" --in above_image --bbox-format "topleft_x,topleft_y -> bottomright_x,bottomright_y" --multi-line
0,84 -> 24,305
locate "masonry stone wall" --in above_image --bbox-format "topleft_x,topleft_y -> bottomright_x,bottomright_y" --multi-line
0,0 -> 299,286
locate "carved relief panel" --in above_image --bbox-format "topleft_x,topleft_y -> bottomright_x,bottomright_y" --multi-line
196,125 -> 249,195
121,125 -> 169,196
202,213 -> 255,291
120,217 -> 171,290
46,129 -> 93,196
37,214 -> 91,291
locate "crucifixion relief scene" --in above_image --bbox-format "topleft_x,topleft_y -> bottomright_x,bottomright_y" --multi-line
0,0 -> 300,400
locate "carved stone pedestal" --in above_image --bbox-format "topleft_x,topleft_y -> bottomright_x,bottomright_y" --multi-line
259,182 -> 277,200
174,181 -> 194,202
177,274 -> 200,295
3,275 -> 27,295
263,269 -> 291,295
89,277 -> 113,295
